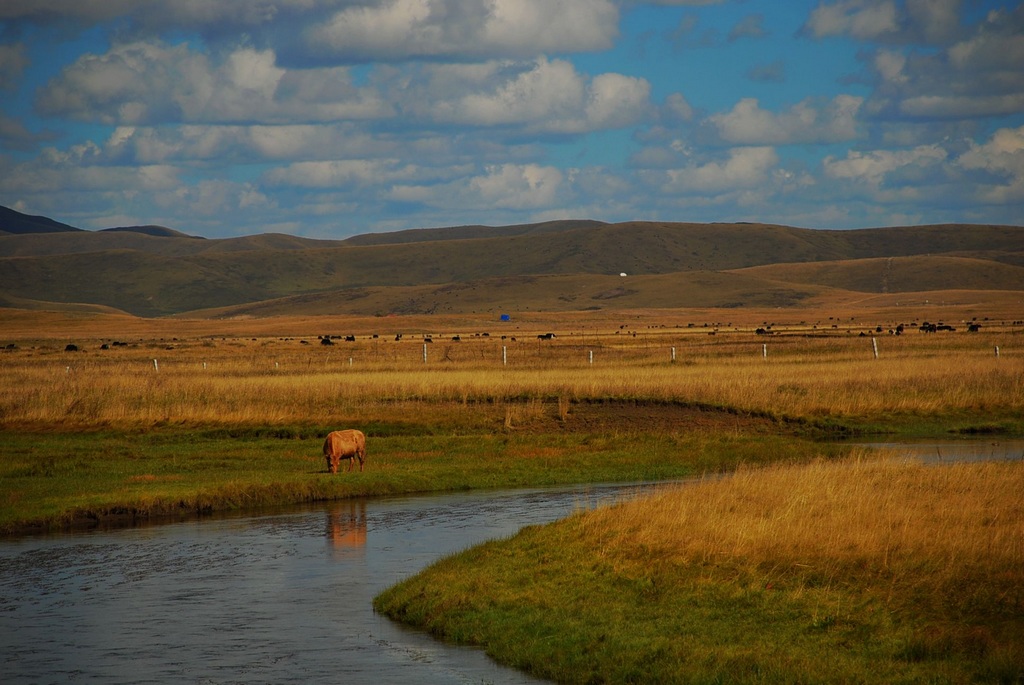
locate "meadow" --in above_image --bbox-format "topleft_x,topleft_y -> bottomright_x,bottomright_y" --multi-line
376,456 -> 1024,683
1,306 -> 1021,534
2,308 -> 1020,433
1,305 -> 1023,681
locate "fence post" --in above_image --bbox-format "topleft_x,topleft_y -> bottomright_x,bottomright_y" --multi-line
762,344 -> 767,359
153,358 -> 159,372
589,350 -> 594,365
872,337 -> 879,359
995,346 -> 1000,357
502,345 -> 507,366
423,344 -> 427,363
671,346 -> 676,362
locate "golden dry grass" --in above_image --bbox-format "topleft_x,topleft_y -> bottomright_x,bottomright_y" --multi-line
375,455 -> 1024,682
1,329 -> 1020,429
1,303 -> 1021,431
581,455 -> 1024,592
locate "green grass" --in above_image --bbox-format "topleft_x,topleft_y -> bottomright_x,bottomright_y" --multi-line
376,528 -> 1018,683
0,429 -> 848,534
374,458 -> 1024,684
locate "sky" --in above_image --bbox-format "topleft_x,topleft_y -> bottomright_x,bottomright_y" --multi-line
0,0 -> 1022,239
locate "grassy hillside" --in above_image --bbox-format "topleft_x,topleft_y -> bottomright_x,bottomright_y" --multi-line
733,255 -> 1024,294
1,203 -> 1022,316
189,271 -> 834,318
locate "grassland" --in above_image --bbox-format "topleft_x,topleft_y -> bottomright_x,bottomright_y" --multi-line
375,456 -> 1024,683
2,303 -> 1023,681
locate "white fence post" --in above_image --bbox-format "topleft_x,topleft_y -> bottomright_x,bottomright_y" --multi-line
502,345 -> 507,366
872,337 -> 879,359
423,344 -> 428,363
671,346 -> 676,362
153,358 -> 159,372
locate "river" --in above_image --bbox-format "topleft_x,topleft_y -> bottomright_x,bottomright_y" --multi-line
0,483 -> 652,684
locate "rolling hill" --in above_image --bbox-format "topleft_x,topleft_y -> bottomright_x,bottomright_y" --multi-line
1,205 -> 1021,317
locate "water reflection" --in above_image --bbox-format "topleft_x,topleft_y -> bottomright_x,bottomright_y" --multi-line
327,501 -> 368,558
858,438 -> 1024,464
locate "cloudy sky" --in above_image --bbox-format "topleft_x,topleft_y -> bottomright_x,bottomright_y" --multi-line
1,0 -> 1022,238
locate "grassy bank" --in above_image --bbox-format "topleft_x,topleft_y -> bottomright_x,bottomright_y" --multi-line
374,456 -> 1024,684
0,427 -> 851,535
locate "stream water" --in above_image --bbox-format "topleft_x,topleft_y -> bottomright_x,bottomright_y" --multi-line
2,440 -> 1021,684
0,483 -> 651,684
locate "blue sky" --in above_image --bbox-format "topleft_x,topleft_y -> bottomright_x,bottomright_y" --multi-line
1,0 -> 1022,238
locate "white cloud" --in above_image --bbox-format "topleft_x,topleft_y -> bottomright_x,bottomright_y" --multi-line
709,95 -> 863,145
308,0 -> 619,61
36,41 -> 390,125
802,0 -> 962,44
957,125 -> 1024,203
904,0 -> 960,44
391,163 -> 564,210
102,123 -> 395,164
469,163 -> 563,208
156,179 -> 271,217
585,73 -> 652,129
37,43 -> 649,135
663,92 -> 695,123
662,146 -> 778,193
804,0 -> 899,41
262,159 -> 421,188
0,156 -> 179,194
899,94 -> 1024,119
823,144 -> 947,186
948,20 -> 1024,69
865,7 -> 1024,121
405,57 -> 652,133
0,1 -> 337,33
728,13 -> 767,42
438,58 -> 586,126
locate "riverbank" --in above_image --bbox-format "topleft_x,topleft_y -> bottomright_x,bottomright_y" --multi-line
1,420 -> 850,535
374,455 -> 1024,684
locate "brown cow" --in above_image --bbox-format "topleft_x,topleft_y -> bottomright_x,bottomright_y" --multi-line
323,429 -> 367,473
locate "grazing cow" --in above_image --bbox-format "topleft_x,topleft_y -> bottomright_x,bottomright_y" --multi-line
323,429 -> 367,473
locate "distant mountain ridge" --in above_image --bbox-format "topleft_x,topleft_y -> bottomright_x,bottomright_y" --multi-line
1,204 -> 1021,317
0,205 -> 83,235
101,225 -> 203,239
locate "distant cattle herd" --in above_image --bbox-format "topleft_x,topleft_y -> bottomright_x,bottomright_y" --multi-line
10,318 -> 1019,356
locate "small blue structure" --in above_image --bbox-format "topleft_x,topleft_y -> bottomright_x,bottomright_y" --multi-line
500,314 -> 511,322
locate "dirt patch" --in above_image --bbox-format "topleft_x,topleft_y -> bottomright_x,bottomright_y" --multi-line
507,398 -> 787,434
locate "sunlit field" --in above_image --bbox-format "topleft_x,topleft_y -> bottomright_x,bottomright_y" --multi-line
377,455 -> 1024,683
3,306 -> 1023,680
2,309 -> 1021,431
